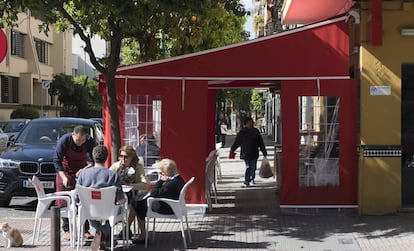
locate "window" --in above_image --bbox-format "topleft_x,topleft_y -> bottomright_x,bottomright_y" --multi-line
1,76 -> 19,103
298,96 -> 340,187
11,30 -> 24,57
124,95 -> 162,167
34,38 -> 48,64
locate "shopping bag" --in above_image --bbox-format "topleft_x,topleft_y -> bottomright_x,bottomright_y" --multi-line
259,157 -> 273,178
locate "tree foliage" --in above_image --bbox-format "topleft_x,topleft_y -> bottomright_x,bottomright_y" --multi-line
217,89 -> 252,129
10,106 -> 40,119
0,0 -> 213,162
73,76 -> 102,118
0,0 -> 252,161
120,0 -> 249,65
251,90 -> 264,116
49,73 -> 90,117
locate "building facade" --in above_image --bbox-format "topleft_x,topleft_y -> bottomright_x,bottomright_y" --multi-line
0,10 -> 72,119
356,0 -> 414,215
279,0 -> 414,215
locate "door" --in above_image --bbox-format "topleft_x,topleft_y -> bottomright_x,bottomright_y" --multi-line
401,64 -> 414,206
280,79 -> 357,206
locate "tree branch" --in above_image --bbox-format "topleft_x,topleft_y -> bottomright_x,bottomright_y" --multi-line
55,3 -> 107,74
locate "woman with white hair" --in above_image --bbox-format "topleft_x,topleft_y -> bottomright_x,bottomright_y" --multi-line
131,158 -> 185,244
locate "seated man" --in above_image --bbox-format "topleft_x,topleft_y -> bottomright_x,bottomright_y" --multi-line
131,158 -> 185,244
77,145 -> 126,251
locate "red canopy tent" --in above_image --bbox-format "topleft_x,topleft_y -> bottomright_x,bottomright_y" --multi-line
101,15 -> 357,206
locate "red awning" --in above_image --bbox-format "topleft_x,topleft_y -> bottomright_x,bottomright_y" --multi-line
107,15 -> 355,206
282,0 -> 354,25
116,16 -> 351,87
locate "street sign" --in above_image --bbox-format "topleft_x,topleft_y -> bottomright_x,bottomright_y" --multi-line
42,81 -> 50,89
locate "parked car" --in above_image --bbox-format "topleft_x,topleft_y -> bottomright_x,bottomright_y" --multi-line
0,128 -> 8,154
0,117 -> 104,207
89,117 -> 103,126
0,119 -> 30,143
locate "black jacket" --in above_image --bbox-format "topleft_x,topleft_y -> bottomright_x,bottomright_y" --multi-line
149,174 -> 185,214
230,127 -> 267,160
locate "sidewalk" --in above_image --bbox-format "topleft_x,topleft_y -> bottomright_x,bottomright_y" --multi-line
2,134 -> 414,250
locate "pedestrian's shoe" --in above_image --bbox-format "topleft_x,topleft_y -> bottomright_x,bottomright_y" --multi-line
84,231 -> 94,239
249,181 -> 255,186
63,231 -> 71,241
243,181 -> 250,187
91,231 -> 101,251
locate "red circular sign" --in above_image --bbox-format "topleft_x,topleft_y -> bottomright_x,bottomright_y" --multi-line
0,30 -> 7,63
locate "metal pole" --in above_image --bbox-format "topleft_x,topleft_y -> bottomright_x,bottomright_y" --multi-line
51,206 -> 60,251
41,88 -> 44,117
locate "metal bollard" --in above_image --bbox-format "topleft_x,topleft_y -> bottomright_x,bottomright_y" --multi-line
51,206 -> 60,251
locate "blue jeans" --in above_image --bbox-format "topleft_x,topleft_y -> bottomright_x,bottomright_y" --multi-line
244,158 -> 258,183
89,220 -> 110,239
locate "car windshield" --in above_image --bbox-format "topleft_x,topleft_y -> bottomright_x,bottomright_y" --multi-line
15,121 -> 94,145
0,121 -> 26,133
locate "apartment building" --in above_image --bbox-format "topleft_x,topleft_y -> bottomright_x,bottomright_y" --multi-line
0,10 -> 72,119
253,0 -> 285,37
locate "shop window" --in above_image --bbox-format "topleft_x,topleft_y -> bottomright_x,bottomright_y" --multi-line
1,76 -> 19,103
34,38 -> 48,64
124,95 -> 162,167
11,30 -> 25,58
298,96 -> 340,187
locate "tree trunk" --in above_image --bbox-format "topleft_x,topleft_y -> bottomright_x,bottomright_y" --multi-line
105,71 -> 121,163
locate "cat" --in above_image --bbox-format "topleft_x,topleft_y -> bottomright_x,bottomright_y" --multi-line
0,222 -> 23,248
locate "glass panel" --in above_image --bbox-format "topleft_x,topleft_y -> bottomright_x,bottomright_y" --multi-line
298,96 -> 340,187
124,95 -> 162,167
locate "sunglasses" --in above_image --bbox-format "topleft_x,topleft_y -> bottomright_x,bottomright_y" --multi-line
119,154 -> 128,159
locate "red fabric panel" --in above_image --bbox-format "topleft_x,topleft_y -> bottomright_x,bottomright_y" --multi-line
368,0 -> 382,46
117,19 -> 349,80
106,78 -> 208,203
280,79 -> 357,205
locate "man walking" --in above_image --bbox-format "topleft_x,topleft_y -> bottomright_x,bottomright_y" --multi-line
229,117 -> 267,186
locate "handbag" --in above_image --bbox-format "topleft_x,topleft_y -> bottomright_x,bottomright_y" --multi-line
259,157 -> 273,178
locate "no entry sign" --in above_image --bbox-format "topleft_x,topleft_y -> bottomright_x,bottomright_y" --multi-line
0,30 -> 6,63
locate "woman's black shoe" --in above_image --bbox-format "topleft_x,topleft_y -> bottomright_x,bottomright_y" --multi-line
117,228 -> 133,239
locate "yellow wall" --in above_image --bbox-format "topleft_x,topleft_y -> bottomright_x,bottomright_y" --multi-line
358,2 -> 414,214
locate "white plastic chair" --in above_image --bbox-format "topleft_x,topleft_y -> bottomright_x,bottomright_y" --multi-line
145,176 -> 195,248
206,150 -> 218,211
30,175 -> 76,247
75,184 -> 128,251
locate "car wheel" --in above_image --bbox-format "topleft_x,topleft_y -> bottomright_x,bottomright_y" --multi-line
0,197 -> 11,207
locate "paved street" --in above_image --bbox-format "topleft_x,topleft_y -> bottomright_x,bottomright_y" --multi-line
1,135 -> 414,250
